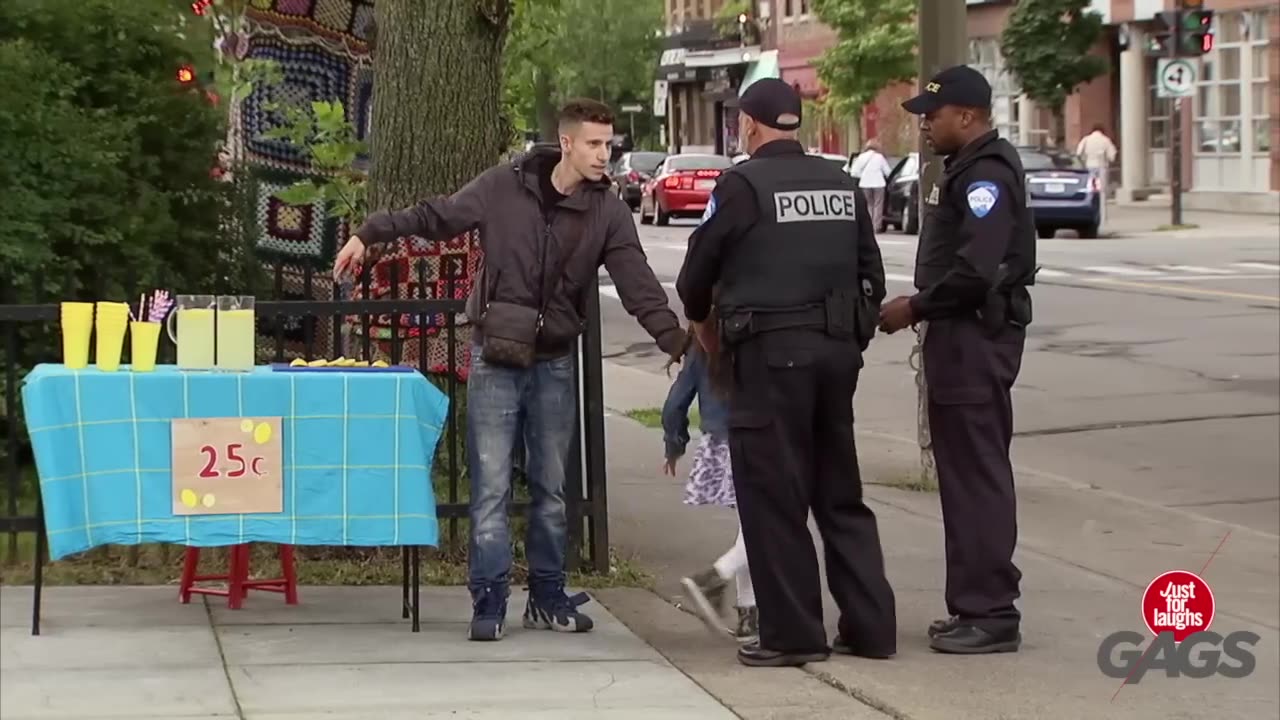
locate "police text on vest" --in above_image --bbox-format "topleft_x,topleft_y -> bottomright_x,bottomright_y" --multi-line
773,190 -> 859,224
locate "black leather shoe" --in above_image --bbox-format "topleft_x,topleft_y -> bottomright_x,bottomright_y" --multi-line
737,641 -> 830,667
929,623 -> 1021,654
928,615 -> 960,638
831,635 -> 894,659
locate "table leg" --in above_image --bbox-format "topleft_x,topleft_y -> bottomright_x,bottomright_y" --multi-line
31,500 -> 46,636
401,546 -> 410,619
411,545 -> 420,632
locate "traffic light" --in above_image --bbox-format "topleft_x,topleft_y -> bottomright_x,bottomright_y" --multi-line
1178,10 -> 1214,56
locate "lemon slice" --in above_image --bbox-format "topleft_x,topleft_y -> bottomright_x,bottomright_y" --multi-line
289,358 -> 306,367
372,360 -> 389,368
353,360 -> 370,367
307,359 -> 328,367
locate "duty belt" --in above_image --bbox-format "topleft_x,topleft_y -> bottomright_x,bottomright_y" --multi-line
740,306 -> 827,334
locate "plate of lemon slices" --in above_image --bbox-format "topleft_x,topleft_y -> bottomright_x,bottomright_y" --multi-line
270,358 -> 415,372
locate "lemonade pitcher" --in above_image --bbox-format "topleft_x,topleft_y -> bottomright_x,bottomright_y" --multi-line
216,296 -> 256,372
165,295 -> 216,370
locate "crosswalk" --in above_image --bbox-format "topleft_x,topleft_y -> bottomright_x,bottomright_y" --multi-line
886,262 -> 1280,284
598,263 -> 1278,300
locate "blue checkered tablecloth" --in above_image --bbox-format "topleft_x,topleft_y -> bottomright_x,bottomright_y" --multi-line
20,364 -> 447,560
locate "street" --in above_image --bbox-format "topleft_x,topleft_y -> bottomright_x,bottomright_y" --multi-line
599,209 -> 1280,535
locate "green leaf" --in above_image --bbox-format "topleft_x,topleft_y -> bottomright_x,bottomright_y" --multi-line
273,181 -> 322,206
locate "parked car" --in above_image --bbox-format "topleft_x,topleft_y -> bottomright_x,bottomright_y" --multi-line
609,151 -> 666,211
882,152 -> 920,234
638,153 -> 734,226
809,152 -> 849,171
1017,146 -> 1101,239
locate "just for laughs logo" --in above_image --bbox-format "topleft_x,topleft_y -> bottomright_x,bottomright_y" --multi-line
1099,569 -> 1261,691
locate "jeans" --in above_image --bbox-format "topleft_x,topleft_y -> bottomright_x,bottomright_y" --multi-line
466,346 -> 577,594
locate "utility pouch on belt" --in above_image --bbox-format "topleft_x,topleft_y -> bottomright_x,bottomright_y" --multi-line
721,312 -> 754,346
1007,286 -> 1032,327
824,289 -> 857,341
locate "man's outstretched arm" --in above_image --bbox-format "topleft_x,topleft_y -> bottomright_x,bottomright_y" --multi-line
601,200 -> 685,356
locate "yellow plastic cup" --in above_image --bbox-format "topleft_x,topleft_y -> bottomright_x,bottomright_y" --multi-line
60,302 -> 94,369
130,321 -> 162,372
95,302 -> 129,372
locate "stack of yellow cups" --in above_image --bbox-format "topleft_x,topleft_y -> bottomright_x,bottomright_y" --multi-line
94,302 -> 131,372
60,302 -> 95,369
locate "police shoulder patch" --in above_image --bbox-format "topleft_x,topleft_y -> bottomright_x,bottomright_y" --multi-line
965,180 -> 1000,218
698,193 -> 717,226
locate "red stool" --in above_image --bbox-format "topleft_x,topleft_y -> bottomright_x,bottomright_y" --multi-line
179,544 -> 299,609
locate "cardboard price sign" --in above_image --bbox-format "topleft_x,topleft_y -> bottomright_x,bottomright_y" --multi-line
171,417 -> 283,515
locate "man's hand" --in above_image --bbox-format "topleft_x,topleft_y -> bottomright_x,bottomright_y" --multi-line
878,296 -> 917,334
333,235 -> 367,281
691,320 -> 718,355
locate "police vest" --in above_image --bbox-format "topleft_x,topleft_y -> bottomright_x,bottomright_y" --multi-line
914,135 -> 1037,290
717,152 -> 864,315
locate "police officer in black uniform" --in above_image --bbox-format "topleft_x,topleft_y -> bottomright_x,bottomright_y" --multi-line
879,65 -> 1036,655
676,78 -> 896,668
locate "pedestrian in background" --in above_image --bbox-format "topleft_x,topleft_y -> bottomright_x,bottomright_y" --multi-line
848,138 -> 893,232
1075,123 -> 1117,193
660,302 -> 758,645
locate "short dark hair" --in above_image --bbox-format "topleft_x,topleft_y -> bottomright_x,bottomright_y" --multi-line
558,99 -> 614,131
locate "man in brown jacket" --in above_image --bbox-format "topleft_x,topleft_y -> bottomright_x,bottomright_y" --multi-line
334,99 -> 684,642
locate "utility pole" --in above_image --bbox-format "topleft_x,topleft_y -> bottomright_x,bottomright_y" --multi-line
909,0 -> 968,490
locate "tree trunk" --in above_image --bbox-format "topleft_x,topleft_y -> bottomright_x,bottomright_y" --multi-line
1052,104 -> 1066,150
534,68 -> 557,142
368,0 -> 512,210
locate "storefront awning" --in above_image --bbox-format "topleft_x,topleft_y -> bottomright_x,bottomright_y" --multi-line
685,45 -> 762,69
738,50 -> 780,97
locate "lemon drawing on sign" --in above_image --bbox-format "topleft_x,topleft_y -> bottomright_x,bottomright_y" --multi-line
240,418 -> 254,433
253,421 -> 272,445
202,493 -> 216,508
180,489 -> 198,508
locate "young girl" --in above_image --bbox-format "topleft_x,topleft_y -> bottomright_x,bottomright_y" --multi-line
661,311 -> 757,643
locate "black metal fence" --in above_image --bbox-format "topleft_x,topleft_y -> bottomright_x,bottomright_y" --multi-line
0,257 -> 611,633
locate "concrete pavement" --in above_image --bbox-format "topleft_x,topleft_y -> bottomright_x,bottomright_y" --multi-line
598,359 -> 1280,720
0,585 -> 741,719
603,210 -> 1280,535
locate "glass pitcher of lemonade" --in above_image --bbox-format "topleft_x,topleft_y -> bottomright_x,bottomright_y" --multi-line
165,295 -> 216,370
216,296 -> 256,372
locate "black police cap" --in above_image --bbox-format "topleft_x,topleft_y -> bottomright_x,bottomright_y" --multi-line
901,65 -> 993,115
739,78 -> 803,131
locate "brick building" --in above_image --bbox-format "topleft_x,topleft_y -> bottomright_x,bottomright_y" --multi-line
667,0 -> 1278,211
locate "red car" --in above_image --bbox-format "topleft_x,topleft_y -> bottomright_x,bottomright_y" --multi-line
638,153 -> 734,226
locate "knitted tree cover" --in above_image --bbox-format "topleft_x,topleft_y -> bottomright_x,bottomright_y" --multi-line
232,0 -> 477,378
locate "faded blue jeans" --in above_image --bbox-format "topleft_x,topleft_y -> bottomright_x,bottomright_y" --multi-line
466,346 -> 577,594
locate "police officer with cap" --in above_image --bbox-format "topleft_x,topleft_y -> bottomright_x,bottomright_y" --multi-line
879,65 -> 1036,655
676,78 -> 896,668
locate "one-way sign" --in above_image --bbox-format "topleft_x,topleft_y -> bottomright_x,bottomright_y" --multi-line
1158,58 -> 1196,97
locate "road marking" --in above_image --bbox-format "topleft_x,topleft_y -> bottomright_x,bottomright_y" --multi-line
1086,278 -> 1280,303
876,239 -> 913,246
1036,268 -> 1071,278
1233,262 -> 1280,272
1135,273 -> 1279,282
1155,265 -> 1233,274
1083,265 -> 1164,276
885,273 -> 914,283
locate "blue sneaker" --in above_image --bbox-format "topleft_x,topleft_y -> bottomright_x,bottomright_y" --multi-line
468,585 -> 508,641
523,586 -> 595,633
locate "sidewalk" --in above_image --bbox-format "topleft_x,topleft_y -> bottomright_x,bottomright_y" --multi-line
599,360 -> 1280,720
1103,200 -> 1279,240
0,585 -> 737,719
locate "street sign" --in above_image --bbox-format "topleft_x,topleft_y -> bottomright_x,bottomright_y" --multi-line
1157,58 -> 1196,97
653,80 -> 669,117
620,104 -> 643,113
